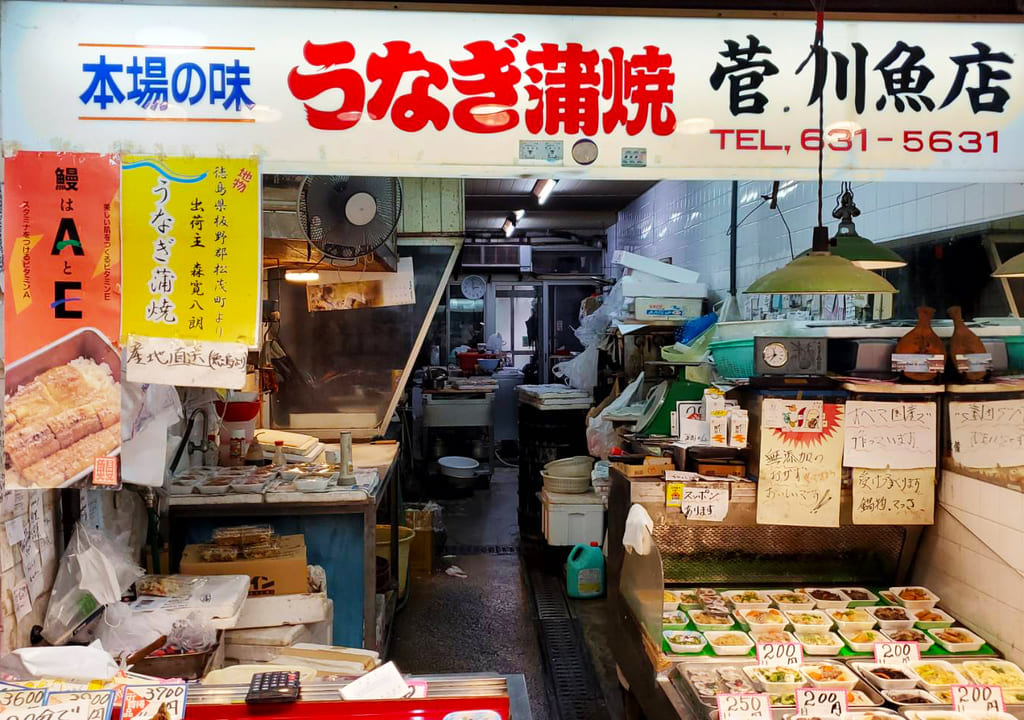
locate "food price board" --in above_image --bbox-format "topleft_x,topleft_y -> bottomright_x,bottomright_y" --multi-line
717,693 -> 772,720
755,642 -> 803,667
46,691 -> 115,720
120,685 -> 187,720
952,685 -> 1005,713
796,688 -> 848,717
873,641 -> 921,665
0,691 -> 47,712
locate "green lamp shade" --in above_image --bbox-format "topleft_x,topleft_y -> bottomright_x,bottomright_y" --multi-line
831,227 -> 907,269
992,250 -> 1024,277
746,252 -> 898,294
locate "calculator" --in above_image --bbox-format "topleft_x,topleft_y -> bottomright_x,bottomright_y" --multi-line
245,671 -> 301,703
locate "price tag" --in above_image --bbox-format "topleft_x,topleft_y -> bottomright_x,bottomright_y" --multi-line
0,689 -> 48,711
873,641 -> 920,665
952,685 -> 1005,713
120,685 -> 187,720
0,701 -> 91,720
755,642 -> 803,667
797,688 -> 849,717
47,691 -> 116,720
716,693 -> 772,720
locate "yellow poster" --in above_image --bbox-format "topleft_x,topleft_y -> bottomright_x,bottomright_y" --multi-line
757,400 -> 844,528
121,157 -> 260,346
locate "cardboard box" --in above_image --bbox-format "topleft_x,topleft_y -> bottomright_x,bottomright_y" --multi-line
405,507 -> 435,574
180,534 -> 308,596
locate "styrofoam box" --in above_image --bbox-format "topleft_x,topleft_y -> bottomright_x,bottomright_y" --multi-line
541,490 -> 604,546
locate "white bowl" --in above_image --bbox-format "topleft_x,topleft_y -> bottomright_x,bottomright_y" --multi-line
839,629 -> 887,653
663,629 -> 706,654
196,482 -> 231,495
750,629 -> 799,647
295,476 -> 331,492
886,628 -> 936,652
724,590 -> 772,610
852,662 -> 922,691
663,590 -> 682,612
169,483 -> 196,496
801,661 -> 860,690
961,660 -> 1024,688
913,608 -> 956,630
691,610 -> 736,632
802,588 -> 852,609
740,608 -> 789,633
867,606 -> 916,633
829,608 -> 877,634
704,630 -> 754,655
786,610 -> 834,633
890,586 -> 940,610
903,712 -> 969,720
840,588 -> 880,606
796,631 -> 845,656
928,627 -> 985,653
743,664 -> 808,693
908,661 -> 968,692
769,591 -> 816,611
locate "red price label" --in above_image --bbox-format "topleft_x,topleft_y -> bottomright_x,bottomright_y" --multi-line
755,642 -> 803,667
717,693 -> 772,720
92,456 -> 119,487
952,685 -> 1005,713
797,688 -> 849,717
120,685 -> 187,720
873,641 -> 920,665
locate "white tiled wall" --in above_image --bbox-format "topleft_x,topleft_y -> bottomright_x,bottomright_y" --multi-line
914,472 -> 1024,666
611,180 -> 1024,303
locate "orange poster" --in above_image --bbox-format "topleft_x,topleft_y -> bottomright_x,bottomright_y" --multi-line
3,152 -> 122,489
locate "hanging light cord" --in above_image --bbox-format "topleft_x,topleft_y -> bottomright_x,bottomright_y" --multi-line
813,3 -> 825,230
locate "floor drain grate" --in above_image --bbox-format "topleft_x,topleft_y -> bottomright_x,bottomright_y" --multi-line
445,544 -> 519,556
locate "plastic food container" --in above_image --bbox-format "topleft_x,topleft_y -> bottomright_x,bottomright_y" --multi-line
691,610 -> 736,632
840,588 -> 880,606
882,689 -> 941,705
212,524 -> 274,546
677,589 -> 703,610
840,629 -> 887,653
961,661 -> 1024,688
663,610 -> 689,626
902,712 -> 968,720
740,608 -> 789,632
1004,689 -> 1024,705
724,590 -> 772,609
663,630 -> 706,654
663,590 -> 683,612
909,661 -> 968,691
843,712 -> 903,720
770,591 -> 815,611
803,588 -> 852,609
868,606 -> 916,632
743,664 -> 808,693
750,629 -> 798,646
891,586 -> 940,610
704,630 -> 755,656
962,713 -> 1018,720
786,610 -> 834,632
829,608 -> 877,634
887,628 -> 936,652
913,608 -> 956,630
802,662 -> 859,690
796,631 -> 845,656
295,475 -> 331,492
853,663 -> 922,691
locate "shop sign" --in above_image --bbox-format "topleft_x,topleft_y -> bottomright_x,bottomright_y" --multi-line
952,685 -> 1005,713
948,399 -> 1024,469
851,467 -> 935,525
3,2 -> 1023,180
757,400 -> 844,528
842,401 -> 937,470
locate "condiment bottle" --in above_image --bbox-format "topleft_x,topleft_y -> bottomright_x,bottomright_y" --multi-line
894,306 -> 944,382
244,437 -> 268,466
228,430 -> 246,467
948,306 -> 989,383
272,440 -> 286,467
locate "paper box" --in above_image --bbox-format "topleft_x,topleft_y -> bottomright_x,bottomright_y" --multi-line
180,534 -> 308,596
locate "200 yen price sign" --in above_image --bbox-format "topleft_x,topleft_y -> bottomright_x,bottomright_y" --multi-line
952,685 -> 1005,712
797,688 -> 849,717
120,685 -> 187,720
756,642 -> 803,667
873,641 -> 920,665
717,693 -> 772,720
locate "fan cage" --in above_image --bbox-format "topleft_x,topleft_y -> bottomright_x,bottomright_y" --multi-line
297,176 -> 403,260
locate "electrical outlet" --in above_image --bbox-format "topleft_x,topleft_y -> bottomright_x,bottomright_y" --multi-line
621,147 -> 647,167
519,140 -> 564,163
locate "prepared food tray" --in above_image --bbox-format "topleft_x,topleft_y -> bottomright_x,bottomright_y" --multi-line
136,574 -> 207,598
212,524 -> 274,546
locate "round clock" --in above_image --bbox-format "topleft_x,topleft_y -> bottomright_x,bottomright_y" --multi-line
762,341 -> 789,368
571,138 -> 599,166
460,275 -> 487,300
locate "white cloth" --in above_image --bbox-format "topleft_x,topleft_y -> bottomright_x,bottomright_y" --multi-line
0,640 -> 118,680
623,504 -> 655,556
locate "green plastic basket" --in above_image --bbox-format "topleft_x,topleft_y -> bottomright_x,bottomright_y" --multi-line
1004,336 -> 1024,373
709,338 -> 755,379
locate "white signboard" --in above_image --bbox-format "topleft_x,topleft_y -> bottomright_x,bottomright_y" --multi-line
679,483 -> 729,521
124,335 -> 248,389
3,3 -> 1023,180
843,401 -> 937,469
949,399 -> 1024,469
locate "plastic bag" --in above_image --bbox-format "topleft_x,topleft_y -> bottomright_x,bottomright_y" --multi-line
95,604 -> 169,660
167,612 -> 217,653
575,282 -> 624,348
0,640 -> 118,680
586,413 -> 619,459
42,523 -> 145,645
552,345 -> 598,392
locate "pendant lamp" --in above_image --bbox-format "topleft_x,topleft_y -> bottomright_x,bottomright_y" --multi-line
746,10 -> 897,296
797,183 -> 907,270
992,251 -> 1024,277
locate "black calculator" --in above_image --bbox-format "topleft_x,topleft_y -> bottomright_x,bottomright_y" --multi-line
245,671 -> 301,703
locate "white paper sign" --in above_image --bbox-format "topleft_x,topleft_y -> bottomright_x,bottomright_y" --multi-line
339,662 -> 410,701
11,584 -> 31,621
843,401 -> 937,469
797,688 -> 848,717
676,419 -> 710,447
125,335 -> 248,389
952,685 -> 1005,713
0,689 -> 47,711
0,536 -> 14,573
20,541 -> 45,602
120,685 -> 187,720
852,467 -> 935,525
4,518 -> 25,546
680,484 -> 729,521
28,494 -> 46,540
949,399 -> 1024,469
755,642 -> 803,667
716,693 -> 772,720
47,692 -> 116,720
873,641 -> 920,665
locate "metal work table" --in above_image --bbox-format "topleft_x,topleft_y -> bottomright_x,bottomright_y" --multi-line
169,442 -> 401,654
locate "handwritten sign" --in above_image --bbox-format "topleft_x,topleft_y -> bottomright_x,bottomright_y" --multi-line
20,539 -> 45,602
125,335 -> 248,389
757,400 -> 843,528
843,401 -> 937,469
0,690 -> 47,711
873,641 -> 920,665
949,399 -> 1024,469
680,483 -> 729,521
47,692 -> 115,720
11,585 -> 32,622
677,419 -> 710,447
717,693 -> 772,720
797,688 -> 848,717
852,467 -> 935,525
0,703 -> 91,720
952,685 -> 1005,713
4,518 -> 25,546
120,685 -> 187,720
756,642 -> 803,667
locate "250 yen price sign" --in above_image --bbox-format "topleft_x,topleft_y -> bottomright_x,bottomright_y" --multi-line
717,693 -> 772,720
756,642 -> 803,667
797,688 -> 848,717
873,641 -> 920,665
952,685 -> 1005,712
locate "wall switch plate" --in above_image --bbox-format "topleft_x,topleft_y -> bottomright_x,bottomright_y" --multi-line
621,147 -> 647,167
519,140 -> 563,163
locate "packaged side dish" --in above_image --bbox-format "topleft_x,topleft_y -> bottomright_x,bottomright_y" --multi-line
890,586 -> 939,610
929,627 -> 985,654
704,630 -> 755,655
663,629 -> 706,654
795,631 -> 845,656
960,661 -> 1024,688
770,591 -> 816,611
908,661 -> 967,691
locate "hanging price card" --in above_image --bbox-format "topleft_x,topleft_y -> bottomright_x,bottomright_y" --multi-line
873,641 -> 920,665
120,685 -> 187,720
755,642 -> 803,667
47,691 -> 116,720
717,694 -> 772,720
952,685 -> 1005,713
796,688 -> 848,717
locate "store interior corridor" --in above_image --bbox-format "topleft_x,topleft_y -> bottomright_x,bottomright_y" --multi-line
390,467 -> 621,720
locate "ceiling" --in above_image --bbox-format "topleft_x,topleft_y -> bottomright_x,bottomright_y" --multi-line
464,178 -> 656,235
